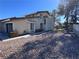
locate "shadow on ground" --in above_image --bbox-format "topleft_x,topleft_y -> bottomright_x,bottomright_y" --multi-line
6,33 -> 79,59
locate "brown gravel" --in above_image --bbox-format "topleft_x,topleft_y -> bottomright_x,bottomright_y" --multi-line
0,32 -> 54,59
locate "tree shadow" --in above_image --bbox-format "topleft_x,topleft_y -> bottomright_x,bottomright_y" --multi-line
59,34 -> 79,59
6,33 -> 79,59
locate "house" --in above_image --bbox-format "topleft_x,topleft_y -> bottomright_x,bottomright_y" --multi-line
0,11 -> 54,36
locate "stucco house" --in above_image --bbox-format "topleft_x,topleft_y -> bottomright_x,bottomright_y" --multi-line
0,11 -> 54,35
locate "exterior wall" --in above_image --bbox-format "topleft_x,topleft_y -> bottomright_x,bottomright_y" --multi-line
73,24 -> 79,36
34,18 -> 44,31
0,22 -> 2,32
5,19 -> 31,35
0,22 -> 5,32
1,15 -> 54,34
44,16 -> 54,31
30,16 -> 54,32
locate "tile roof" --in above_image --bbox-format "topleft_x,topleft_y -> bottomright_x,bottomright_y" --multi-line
0,11 -> 50,22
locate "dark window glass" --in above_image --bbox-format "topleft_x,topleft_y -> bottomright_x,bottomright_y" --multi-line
6,23 -> 13,33
30,23 -> 34,30
44,18 -> 46,24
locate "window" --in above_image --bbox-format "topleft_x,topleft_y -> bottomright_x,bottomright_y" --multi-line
30,23 -> 34,30
40,23 -> 43,30
6,23 -> 13,33
44,18 -> 46,24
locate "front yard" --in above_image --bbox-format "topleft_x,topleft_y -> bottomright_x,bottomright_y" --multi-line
0,32 -> 79,59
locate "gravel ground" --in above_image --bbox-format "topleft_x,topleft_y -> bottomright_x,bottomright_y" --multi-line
0,32 -> 79,59
0,32 -> 54,59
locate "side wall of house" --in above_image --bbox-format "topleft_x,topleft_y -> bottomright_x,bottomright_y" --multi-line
3,15 -> 54,34
0,22 -> 2,32
26,17 -> 54,33
34,18 -> 44,31
29,16 -> 54,32
27,18 -> 45,31
45,16 -> 54,31
0,22 -> 5,32
5,19 -> 31,35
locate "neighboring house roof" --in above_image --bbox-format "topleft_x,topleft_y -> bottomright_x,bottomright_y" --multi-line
0,17 -> 25,22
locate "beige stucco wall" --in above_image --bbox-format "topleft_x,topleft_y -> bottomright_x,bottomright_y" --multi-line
26,18 -> 44,31
28,16 -> 54,31
0,22 -> 5,32
5,19 -> 31,35
3,15 -> 54,34
34,18 -> 44,30
45,17 -> 54,31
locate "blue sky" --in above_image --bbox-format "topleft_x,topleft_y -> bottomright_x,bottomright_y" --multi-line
0,0 -> 60,19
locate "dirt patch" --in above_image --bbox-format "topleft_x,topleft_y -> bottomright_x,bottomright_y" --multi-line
0,32 -> 54,59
